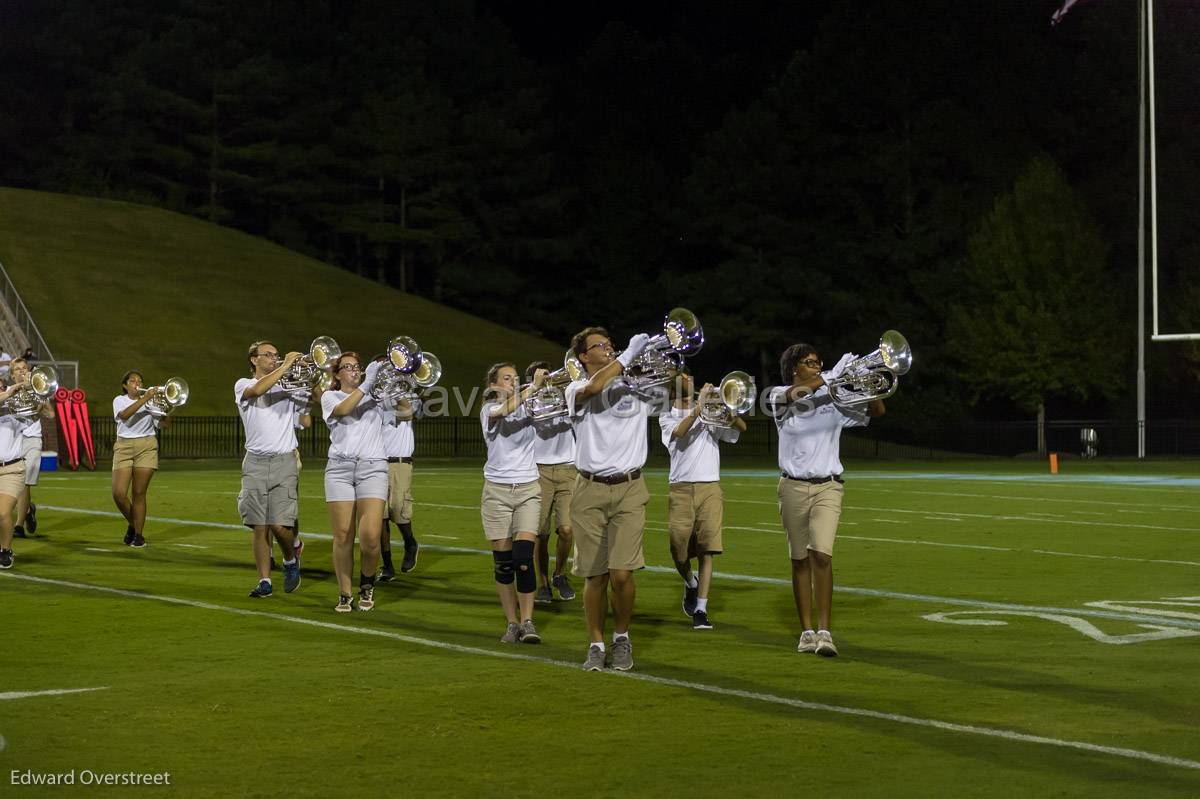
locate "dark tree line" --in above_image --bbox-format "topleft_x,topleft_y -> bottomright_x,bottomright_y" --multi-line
2,0 -> 1199,440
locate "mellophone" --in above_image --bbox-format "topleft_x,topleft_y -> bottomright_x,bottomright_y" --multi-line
270,334 -> 443,402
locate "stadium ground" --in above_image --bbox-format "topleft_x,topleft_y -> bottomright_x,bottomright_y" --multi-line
2,458 -> 1199,797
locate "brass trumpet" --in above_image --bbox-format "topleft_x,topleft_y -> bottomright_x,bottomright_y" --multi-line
278,336 -> 341,392
523,349 -> 585,420
139,376 -> 190,415
373,336 -> 442,403
826,330 -> 912,407
698,371 -> 757,427
623,307 -> 704,389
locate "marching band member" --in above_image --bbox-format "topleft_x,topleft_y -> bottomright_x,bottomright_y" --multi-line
321,352 -> 388,613
659,367 -> 745,630
379,394 -> 421,582
235,341 -> 306,598
480,363 -> 547,643
0,380 -> 32,568
10,358 -> 54,539
112,370 -> 171,548
565,326 -> 663,672
524,360 -> 576,603
768,344 -> 882,657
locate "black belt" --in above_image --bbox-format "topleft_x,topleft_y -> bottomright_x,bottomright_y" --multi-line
1,457 -> 24,467
579,469 -> 641,485
782,472 -> 843,484
387,456 -> 414,464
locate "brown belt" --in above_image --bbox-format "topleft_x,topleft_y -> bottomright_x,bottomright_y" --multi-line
0,457 -> 23,467
387,457 -> 414,464
579,469 -> 641,485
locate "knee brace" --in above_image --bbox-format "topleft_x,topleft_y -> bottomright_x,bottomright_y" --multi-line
513,539 -> 536,594
493,550 -> 514,585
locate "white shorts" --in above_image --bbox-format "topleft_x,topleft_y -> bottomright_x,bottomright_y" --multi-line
324,457 -> 388,503
22,436 -> 41,486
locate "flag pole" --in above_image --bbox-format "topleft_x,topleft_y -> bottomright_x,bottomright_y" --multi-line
1137,0 -> 1147,459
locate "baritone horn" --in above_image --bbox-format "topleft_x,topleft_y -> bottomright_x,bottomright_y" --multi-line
524,349 -> 585,420
140,376 -> 190,414
698,370 -> 757,427
373,337 -> 441,403
0,365 -> 59,419
624,307 -> 704,389
826,330 -> 912,407
279,336 -> 341,392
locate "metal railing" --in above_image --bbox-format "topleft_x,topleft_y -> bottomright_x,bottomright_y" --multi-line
0,257 -> 55,362
68,416 -> 1200,462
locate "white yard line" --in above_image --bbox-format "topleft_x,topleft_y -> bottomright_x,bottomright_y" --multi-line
0,687 -> 109,701
2,571 -> 1197,773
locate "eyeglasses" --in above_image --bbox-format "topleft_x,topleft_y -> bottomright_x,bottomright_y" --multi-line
799,359 -> 822,368
338,364 -> 362,373
257,352 -> 280,360
586,341 -> 614,353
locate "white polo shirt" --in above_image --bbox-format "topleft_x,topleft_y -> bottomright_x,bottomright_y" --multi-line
768,385 -> 868,478
532,414 -> 575,465
481,400 -> 538,483
321,390 -> 387,460
382,399 -> 420,459
659,406 -> 740,484
20,416 -> 43,439
112,395 -> 160,438
235,378 -> 300,456
566,377 -> 663,476
0,414 -> 26,461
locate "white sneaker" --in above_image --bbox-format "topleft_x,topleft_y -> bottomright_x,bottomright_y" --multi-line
815,629 -> 838,657
797,629 -> 818,653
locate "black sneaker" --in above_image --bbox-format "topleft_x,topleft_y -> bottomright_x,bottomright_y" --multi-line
0,549 -> 12,569
13,525 -> 25,539
401,541 -> 419,573
682,581 -> 699,617
692,609 -> 713,630
25,503 -> 36,534
131,534 -> 147,548
249,579 -> 273,598
123,525 -> 135,546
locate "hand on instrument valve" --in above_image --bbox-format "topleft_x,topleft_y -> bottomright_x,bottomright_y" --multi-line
281,351 -> 302,368
616,333 -> 650,370
532,368 -> 549,389
822,352 -> 857,383
359,359 -> 384,394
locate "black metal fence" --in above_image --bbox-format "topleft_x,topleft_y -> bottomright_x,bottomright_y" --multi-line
77,416 -> 1200,461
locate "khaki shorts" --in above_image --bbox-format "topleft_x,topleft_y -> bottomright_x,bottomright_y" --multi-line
0,460 -> 25,498
22,435 -> 41,485
537,462 -> 576,535
571,474 -> 648,577
480,479 -> 541,541
668,481 -> 724,562
778,477 -> 844,558
112,435 -> 158,471
385,461 -> 414,523
238,452 -> 300,527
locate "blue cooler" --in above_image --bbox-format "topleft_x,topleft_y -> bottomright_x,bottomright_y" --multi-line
40,451 -> 58,472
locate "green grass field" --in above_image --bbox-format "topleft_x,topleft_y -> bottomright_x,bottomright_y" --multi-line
3,458 -> 1200,797
0,188 -> 561,414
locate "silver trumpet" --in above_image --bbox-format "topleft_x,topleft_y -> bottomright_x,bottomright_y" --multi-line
139,376 -> 190,415
623,307 -> 704,389
698,370 -> 757,427
0,365 -> 59,419
523,349 -> 585,420
279,336 -> 341,392
826,330 -> 912,407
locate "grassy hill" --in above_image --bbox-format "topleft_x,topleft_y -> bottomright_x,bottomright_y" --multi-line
0,188 -> 563,414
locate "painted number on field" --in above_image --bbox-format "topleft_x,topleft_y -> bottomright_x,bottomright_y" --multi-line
923,596 -> 1200,645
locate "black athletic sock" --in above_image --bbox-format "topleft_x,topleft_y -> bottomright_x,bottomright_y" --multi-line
382,550 -> 395,569
359,573 -> 376,589
399,522 -> 416,546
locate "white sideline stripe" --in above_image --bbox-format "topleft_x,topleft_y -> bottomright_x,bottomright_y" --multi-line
85,547 -> 114,553
2,572 -> 1197,773
41,505 -> 1200,578
171,543 -> 208,550
864,487 -> 1200,513
0,687 -> 109,701
422,534 -> 459,540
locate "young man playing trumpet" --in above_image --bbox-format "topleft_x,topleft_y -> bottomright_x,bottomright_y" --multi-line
236,341 -> 306,598
10,358 -> 54,540
0,379 -> 35,568
768,345 -> 882,656
565,327 -> 664,671
524,360 -> 576,603
659,367 -> 745,630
